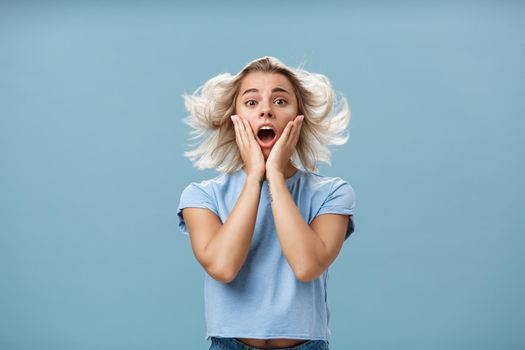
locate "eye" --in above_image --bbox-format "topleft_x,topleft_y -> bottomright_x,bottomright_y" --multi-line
274,98 -> 287,105
245,99 -> 257,107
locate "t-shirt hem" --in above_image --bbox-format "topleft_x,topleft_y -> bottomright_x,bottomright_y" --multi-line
205,332 -> 330,342
316,207 -> 354,216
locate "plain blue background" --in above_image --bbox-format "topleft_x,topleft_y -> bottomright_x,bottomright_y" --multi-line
1,1 -> 524,349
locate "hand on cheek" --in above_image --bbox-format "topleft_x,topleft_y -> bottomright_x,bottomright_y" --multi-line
266,115 -> 304,177
230,115 -> 266,181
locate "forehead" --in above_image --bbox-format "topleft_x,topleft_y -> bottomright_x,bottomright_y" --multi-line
239,72 -> 294,93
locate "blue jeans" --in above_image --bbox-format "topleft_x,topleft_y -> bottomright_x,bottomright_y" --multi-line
208,337 -> 329,350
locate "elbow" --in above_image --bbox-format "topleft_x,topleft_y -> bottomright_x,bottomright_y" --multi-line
294,264 -> 323,283
295,271 -> 316,283
207,264 -> 238,284
197,251 -> 238,284
218,270 -> 237,284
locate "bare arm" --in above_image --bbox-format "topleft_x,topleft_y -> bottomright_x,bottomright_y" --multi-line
267,172 -> 349,282
182,175 -> 262,283
183,114 -> 266,283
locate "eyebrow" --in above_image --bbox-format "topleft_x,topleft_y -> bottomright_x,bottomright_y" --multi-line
241,87 -> 290,96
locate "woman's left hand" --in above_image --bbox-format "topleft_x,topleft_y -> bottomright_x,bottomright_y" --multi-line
266,114 -> 304,178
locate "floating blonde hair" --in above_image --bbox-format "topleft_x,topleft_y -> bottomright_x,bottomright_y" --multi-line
181,56 -> 351,174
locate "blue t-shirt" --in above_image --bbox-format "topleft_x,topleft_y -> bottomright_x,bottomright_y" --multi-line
177,168 -> 356,342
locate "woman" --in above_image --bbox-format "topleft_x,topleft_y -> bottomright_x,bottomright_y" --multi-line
178,56 -> 356,350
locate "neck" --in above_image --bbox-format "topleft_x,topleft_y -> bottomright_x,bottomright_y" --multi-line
241,162 -> 298,180
284,162 -> 298,179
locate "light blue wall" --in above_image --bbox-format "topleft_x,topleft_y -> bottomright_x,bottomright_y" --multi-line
1,1 -> 524,349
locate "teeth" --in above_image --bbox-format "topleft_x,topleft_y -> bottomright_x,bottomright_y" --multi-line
260,126 -> 273,130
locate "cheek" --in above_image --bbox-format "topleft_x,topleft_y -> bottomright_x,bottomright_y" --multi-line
282,105 -> 299,121
234,107 -> 255,128
235,105 -> 253,120
239,116 -> 257,134
281,115 -> 298,131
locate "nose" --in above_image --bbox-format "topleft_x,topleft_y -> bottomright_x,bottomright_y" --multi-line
259,101 -> 273,118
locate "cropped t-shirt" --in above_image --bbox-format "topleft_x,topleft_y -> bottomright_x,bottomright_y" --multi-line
177,168 -> 356,342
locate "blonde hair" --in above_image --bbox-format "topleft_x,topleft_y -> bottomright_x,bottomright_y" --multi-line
181,56 -> 351,174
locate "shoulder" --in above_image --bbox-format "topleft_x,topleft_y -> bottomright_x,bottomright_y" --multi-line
300,171 -> 355,197
180,170 -> 241,200
178,172 -> 236,236
305,172 -> 356,238
182,171 -> 234,191
300,171 -> 356,216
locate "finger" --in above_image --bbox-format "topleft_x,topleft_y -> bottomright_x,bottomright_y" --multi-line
237,116 -> 250,146
231,115 -> 245,147
279,121 -> 293,142
286,119 -> 298,145
231,115 -> 239,141
240,117 -> 256,141
281,120 -> 294,143
231,115 -> 239,140
290,115 -> 304,146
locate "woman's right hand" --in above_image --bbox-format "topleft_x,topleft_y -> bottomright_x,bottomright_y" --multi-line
230,114 -> 266,182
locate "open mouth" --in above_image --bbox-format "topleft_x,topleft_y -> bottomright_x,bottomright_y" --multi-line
257,126 -> 277,147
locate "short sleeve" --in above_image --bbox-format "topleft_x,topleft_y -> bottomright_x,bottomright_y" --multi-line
315,179 -> 356,240
177,183 -> 220,237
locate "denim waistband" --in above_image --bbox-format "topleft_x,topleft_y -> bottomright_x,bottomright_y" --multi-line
210,337 -> 329,350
